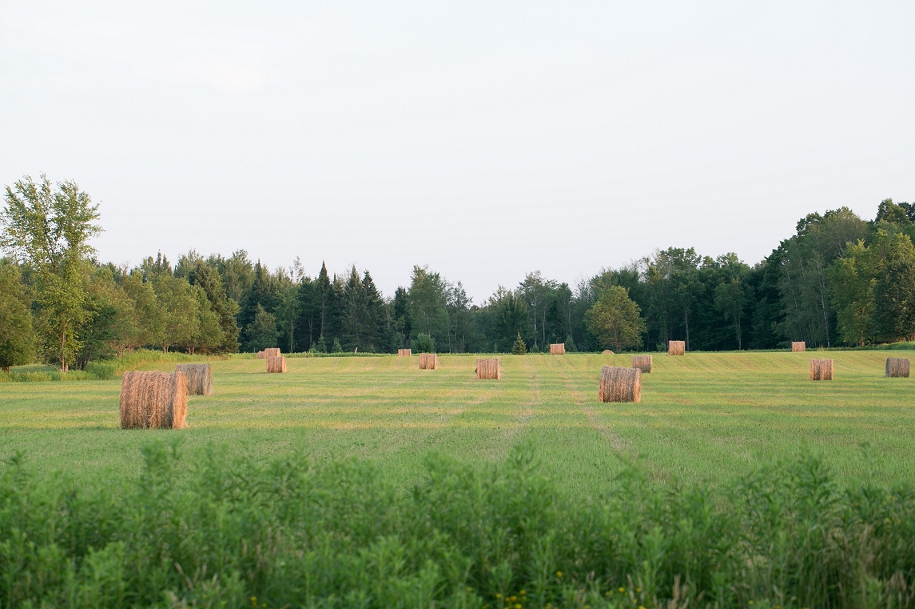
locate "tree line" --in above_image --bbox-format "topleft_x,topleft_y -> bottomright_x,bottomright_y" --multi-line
2,175 -> 914,371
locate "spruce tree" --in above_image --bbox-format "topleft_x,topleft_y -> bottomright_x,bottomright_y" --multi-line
512,332 -> 527,355
312,335 -> 327,353
246,304 -> 279,352
238,262 -> 279,351
316,262 -> 332,339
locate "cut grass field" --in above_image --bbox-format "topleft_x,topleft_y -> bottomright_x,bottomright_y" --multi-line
2,350 -> 913,492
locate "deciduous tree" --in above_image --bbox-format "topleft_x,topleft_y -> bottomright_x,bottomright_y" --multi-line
585,286 -> 646,352
0,175 -> 101,371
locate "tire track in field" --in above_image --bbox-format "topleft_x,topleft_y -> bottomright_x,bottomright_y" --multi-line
553,358 -> 630,455
505,355 -> 539,428
359,371 -> 504,458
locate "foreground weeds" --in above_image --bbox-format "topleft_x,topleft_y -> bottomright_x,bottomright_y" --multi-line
1,443 -> 914,608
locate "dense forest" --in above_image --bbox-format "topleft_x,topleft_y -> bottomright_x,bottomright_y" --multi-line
2,175 -> 914,370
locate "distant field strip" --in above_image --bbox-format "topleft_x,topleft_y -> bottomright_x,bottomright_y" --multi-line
0,351 -> 913,492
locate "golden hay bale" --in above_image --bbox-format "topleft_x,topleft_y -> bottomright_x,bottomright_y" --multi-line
419,353 -> 438,370
632,355 -> 653,373
256,351 -> 266,359
398,348 -> 412,357
602,350 -> 614,355
668,341 -> 685,356
266,356 -> 287,373
476,358 -> 500,380
792,342 -> 806,352
175,364 -> 213,396
119,371 -> 187,429
886,357 -> 910,378
810,359 -> 834,381
550,343 -> 566,355
263,348 -> 281,359
598,366 -> 641,403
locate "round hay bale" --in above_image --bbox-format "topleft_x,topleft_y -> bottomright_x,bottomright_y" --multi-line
119,371 -> 187,429
810,359 -> 834,381
419,353 -> 438,370
476,358 -> 500,380
632,355 -> 653,373
256,351 -> 266,359
398,348 -> 412,357
602,350 -> 614,355
791,341 -> 806,352
598,366 -> 641,403
263,348 -> 281,359
266,356 -> 287,373
668,341 -> 686,356
549,343 -> 565,355
886,357 -> 910,378
175,364 -> 213,396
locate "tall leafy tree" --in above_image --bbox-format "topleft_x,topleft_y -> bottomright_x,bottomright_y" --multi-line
211,250 -> 254,304
0,175 -> 101,371
0,261 -> 36,371
119,272 -> 163,352
407,265 -> 450,347
446,282 -> 475,353
776,208 -> 867,347
487,287 -> 528,352
873,231 -> 915,342
151,273 -> 200,353
74,268 -> 131,368
829,240 -> 877,345
518,272 -> 557,350
585,286 -> 646,352
190,262 -> 240,353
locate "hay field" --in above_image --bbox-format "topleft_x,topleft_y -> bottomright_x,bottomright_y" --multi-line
1,351 -> 914,492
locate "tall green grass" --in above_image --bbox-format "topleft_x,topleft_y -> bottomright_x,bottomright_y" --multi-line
2,441 -> 914,608
1,350 -> 215,383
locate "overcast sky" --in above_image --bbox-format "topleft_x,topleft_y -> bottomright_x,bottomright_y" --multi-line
1,1 -> 913,300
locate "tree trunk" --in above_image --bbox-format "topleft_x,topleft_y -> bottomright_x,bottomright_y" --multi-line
59,327 -> 68,373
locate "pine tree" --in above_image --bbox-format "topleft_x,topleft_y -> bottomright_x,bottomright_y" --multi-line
238,262 -> 279,351
512,332 -> 527,355
331,337 -> 343,353
246,304 -> 279,352
317,262 -> 332,339
295,278 -> 318,351
312,335 -> 327,353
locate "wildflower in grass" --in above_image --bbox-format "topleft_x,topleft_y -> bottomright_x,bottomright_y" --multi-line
619,587 -> 625,593
556,571 -> 563,578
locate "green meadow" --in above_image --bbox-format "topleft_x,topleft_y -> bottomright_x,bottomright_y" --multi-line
2,350 -> 913,492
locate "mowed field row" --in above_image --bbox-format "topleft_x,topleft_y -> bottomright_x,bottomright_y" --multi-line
1,350 -> 913,493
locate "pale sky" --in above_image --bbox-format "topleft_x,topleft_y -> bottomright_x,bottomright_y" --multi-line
1,1 -> 913,300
